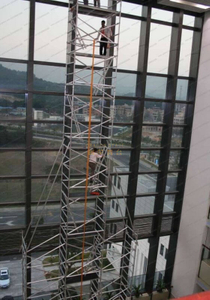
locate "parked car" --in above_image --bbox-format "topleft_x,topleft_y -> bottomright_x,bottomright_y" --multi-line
0,268 -> 10,288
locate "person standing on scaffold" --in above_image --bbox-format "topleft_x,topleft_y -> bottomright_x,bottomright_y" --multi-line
89,148 -> 102,183
96,20 -> 112,56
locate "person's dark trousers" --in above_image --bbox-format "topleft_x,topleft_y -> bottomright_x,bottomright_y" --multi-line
94,0 -> 100,7
100,37 -> 108,55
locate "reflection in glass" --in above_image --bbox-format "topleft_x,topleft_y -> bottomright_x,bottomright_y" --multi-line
110,151 -> 130,173
32,151 -> 62,175
32,204 -> 60,225
144,102 -> 164,123
0,180 -> 25,203
137,175 -> 157,194
0,0 -> 29,59
0,152 -> 25,176
148,24 -> 172,74
171,127 -> 183,148
132,239 -> 149,288
33,95 -> 63,120
32,123 -> 62,148
145,76 -> 167,99
0,62 -> 27,90
112,125 -> 132,146
166,173 -> 178,192
32,180 -> 61,203
176,79 -> 188,101
0,123 -> 25,148
173,104 -> 186,125
155,236 -> 170,284
178,29 -> 193,76
135,196 -> 155,215
35,3 -> 68,63
33,65 -> 65,92
110,174 -> 128,197
114,100 -> 134,123
163,195 -> 175,213
169,151 -> 181,170
115,73 -> 136,97
0,94 -> 26,119
139,151 -> 160,171
141,126 -> 162,147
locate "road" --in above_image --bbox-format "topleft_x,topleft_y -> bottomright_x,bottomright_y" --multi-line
0,204 -> 110,229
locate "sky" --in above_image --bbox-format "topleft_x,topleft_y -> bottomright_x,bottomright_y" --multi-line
0,0 -> 196,81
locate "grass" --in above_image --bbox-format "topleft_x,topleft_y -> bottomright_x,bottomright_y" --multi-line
43,255 -> 59,266
102,258 -> 114,270
45,269 -> 60,280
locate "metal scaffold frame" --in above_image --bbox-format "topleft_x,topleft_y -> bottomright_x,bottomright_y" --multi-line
22,1 -> 138,299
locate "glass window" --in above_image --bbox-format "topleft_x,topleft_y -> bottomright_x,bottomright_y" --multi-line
0,180 -> 25,203
117,2 -> 142,16
163,194 -> 175,213
0,0 -> 29,59
109,199 -> 126,218
115,73 -> 136,97
33,95 -> 63,121
32,179 -> 61,203
117,18 -> 141,70
148,24 -> 172,74
110,175 -> 128,197
166,173 -> 178,192
35,3 -> 68,63
132,239 -> 149,286
173,104 -> 186,125
0,151 -> 25,176
0,93 -> 26,120
0,123 -> 25,148
176,79 -> 189,101
137,174 -> 157,194
144,102 -> 164,123
114,100 -> 134,123
169,151 -> 181,170
151,8 -> 173,22
32,151 -> 62,175
32,123 -> 62,148
183,15 -> 195,27
171,127 -> 183,148
33,65 -> 65,92
110,151 -> 130,173
141,126 -> 162,147
155,236 -> 170,284
145,76 -> 167,99
135,196 -> 155,216
0,62 -> 27,90
139,151 -> 160,171
112,125 -> 132,147
0,206 -> 25,230
178,30 -> 193,77
32,204 -> 61,225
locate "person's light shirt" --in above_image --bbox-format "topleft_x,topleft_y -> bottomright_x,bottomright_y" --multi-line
90,152 -> 102,163
96,26 -> 112,39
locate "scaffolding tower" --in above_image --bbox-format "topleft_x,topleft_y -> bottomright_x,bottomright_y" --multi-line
22,1 -> 138,299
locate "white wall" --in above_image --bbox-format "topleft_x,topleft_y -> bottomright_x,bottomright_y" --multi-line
172,11 -> 210,298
